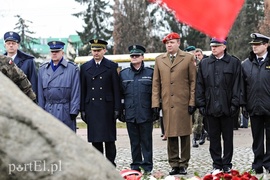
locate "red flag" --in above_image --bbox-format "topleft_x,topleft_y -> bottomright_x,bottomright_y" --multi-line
150,0 -> 244,39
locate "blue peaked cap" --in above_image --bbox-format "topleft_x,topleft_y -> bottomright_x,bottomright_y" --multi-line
47,41 -> 65,51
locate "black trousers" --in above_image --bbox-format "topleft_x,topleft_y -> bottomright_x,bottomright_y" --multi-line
92,141 -> 116,166
207,115 -> 234,170
250,115 -> 270,170
126,121 -> 153,172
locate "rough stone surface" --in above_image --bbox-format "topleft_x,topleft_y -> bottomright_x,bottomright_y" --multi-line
0,73 -> 122,180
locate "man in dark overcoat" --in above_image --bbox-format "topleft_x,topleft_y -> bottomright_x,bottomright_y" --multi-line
4,31 -> 38,95
80,39 -> 121,166
241,33 -> 270,174
196,38 -> 241,173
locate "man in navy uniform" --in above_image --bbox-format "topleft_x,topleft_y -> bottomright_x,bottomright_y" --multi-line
37,41 -> 80,132
4,31 -> 38,95
119,45 -> 154,173
241,33 -> 270,174
80,39 -> 121,166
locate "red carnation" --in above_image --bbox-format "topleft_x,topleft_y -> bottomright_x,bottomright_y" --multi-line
203,174 -> 213,180
230,169 -> 240,176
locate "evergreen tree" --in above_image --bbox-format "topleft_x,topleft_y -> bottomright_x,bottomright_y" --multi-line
228,0 -> 264,60
73,0 -> 113,56
14,15 -> 43,58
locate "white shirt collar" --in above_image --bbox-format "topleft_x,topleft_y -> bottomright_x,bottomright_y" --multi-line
11,53 -> 17,60
256,52 -> 268,61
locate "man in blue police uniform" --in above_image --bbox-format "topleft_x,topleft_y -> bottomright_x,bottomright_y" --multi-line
119,45 -> 154,174
37,41 -> 80,132
241,33 -> 270,174
4,31 -> 38,96
80,39 -> 121,166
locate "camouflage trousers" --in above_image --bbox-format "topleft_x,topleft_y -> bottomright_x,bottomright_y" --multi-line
192,109 -> 203,134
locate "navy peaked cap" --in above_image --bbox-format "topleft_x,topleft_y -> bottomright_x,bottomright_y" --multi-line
4,31 -> 21,43
249,33 -> 270,45
47,41 -> 65,51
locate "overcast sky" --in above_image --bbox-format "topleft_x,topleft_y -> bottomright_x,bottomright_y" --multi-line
0,0 -> 86,38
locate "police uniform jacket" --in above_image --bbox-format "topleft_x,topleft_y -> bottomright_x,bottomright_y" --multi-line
0,55 -> 36,100
119,62 -> 153,123
196,53 -> 241,117
5,49 -> 38,95
241,47 -> 270,116
152,49 -> 196,137
37,58 -> 80,131
80,57 -> 121,142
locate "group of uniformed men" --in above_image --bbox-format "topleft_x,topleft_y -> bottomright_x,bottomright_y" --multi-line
2,30 -> 270,176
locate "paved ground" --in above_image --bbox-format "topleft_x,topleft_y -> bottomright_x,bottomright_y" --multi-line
76,126 -> 269,179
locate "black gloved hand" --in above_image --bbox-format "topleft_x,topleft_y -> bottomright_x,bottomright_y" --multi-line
114,110 -> 120,120
230,105 -> 239,117
81,111 -> 86,122
199,107 -> 206,116
188,106 -> 197,115
242,106 -> 249,119
119,109 -> 126,122
152,107 -> 160,121
70,114 -> 77,121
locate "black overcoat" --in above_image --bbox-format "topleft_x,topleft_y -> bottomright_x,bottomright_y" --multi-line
80,57 -> 121,142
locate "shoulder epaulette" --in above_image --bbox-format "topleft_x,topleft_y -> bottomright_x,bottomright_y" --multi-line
40,61 -> 50,67
120,67 -> 131,73
68,61 -> 77,66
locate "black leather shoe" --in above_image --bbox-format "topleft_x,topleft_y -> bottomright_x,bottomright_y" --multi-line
199,132 -> 206,145
179,167 -> 187,175
192,139 -> 199,148
253,168 -> 263,174
223,167 -> 231,173
169,167 -> 180,175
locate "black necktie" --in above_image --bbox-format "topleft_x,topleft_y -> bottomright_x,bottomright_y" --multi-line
258,57 -> 263,65
96,63 -> 100,68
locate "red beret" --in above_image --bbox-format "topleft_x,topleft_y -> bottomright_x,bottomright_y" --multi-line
162,32 -> 180,44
